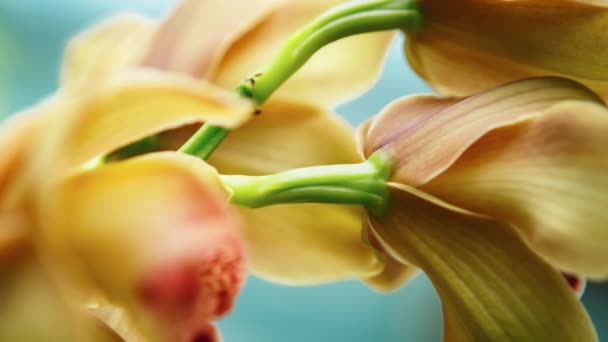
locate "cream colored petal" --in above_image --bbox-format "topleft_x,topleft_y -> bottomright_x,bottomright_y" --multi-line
61,14 -> 155,90
214,1 -> 394,106
421,101 -> 608,279
210,98 -> 361,173
45,152 -> 245,341
38,69 -> 253,173
407,0 -> 608,99
142,0 -> 279,79
209,98 -> 382,283
238,204 -> 381,284
369,184 -> 597,341
361,77 -> 602,187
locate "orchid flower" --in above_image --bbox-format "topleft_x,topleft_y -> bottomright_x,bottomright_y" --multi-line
0,71 -> 254,341
1,0 -> 399,339
62,0 -> 404,285
404,0 -> 608,99
355,77 -> 607,340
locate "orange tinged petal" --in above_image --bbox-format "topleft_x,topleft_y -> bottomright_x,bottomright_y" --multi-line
362,77 -> 602,187
421,101 -> 608,278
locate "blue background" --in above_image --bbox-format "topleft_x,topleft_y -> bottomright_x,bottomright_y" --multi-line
0,1 -> 605,340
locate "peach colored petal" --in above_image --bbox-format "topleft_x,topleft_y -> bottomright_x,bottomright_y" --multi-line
421,100 -> 608,279
361,77 -> 602,187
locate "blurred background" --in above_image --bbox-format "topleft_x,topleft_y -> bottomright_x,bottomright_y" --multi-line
0,1 -> 605,341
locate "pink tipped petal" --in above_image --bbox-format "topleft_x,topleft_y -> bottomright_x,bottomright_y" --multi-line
362,77 -> 602,187
421,100 -> 608,278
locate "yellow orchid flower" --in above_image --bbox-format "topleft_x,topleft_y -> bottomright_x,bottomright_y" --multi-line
0,69 -> 255,341
60,0 -> 401,285
1,0 -> 401,339
405,0 -> 608,99
355,77 -> 607,340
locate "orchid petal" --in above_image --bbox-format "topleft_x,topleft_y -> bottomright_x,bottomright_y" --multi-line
38,69 -> 253,172
214,0 -> 394,107
421,100 -> 608,279
407,0 -> 608,99
361,77 -> 602,187
208,99 -> 383,283
369,184 -> 597,341
0,256 -> 119,342
361,219 -> 418,292
0,96 -> 56,198
44,152 -> 245,341
61,14 -> 155,90
142,0 -> 279,78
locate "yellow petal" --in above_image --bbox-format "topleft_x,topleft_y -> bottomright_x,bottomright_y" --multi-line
421,100 -> 608,279
361,77 -> 602,187
37,69 -> 253,173
209,98 -> 382,283
142,0 -> 279,79
407,0 -> 608,99
361,219 -> 418,292
45,152 -> 245,341
214,1 -> 394,106
0,254 -> 119,342
89,304 -> 145,342
369,184 -> 597,341
61,14 -> 155,90
0,96 -> 54,199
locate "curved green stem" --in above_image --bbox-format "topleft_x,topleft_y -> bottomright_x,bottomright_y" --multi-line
179,0 -> 422,160
240,6 -> 422,104
221,152 -> 391,215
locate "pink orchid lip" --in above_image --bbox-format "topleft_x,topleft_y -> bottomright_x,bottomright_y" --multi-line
136,220 -> 246,339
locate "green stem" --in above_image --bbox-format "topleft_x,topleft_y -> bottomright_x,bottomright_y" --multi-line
178,125 -> 230,159
179,0 -> 422,160
221,152 -> 391,216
